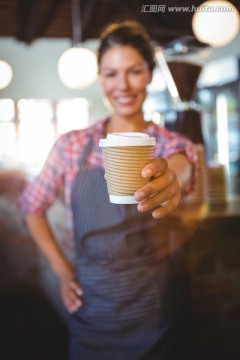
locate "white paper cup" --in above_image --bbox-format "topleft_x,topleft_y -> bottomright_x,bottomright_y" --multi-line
99,132 -> 156,204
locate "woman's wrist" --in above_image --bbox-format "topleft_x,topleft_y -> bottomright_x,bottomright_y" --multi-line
49,253 -> 73,279
168,154 -> 193,195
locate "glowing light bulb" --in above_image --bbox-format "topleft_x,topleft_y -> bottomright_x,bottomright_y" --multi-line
0,60 -> 13,89
58,47 -> 97,89
192,1 -> 240,47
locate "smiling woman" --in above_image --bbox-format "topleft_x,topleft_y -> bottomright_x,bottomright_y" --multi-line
19,21 -> 198,360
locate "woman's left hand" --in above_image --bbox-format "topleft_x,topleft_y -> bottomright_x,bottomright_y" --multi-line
134,158 -> 181,219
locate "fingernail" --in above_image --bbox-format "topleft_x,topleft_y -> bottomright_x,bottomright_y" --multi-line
77,288 -> 83,296
143,169 -> 152,178
152,211 -> 161,219
135,191 -> 145,201
138,202 -> 149,212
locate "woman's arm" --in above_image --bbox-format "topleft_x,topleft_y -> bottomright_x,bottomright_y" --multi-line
26,214 -> 83,313
134,153 -> 194,219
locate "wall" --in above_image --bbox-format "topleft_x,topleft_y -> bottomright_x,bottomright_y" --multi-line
0,37 -> 109,120
1,31 -> 240,102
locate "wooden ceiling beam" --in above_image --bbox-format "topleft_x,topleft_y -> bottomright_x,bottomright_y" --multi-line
16,0 -> 41,43
35,0 -> 65,39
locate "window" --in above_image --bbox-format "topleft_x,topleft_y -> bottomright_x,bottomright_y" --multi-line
56,98 -> 90,134
198,82 -> 240,194
0,98 -> 92,174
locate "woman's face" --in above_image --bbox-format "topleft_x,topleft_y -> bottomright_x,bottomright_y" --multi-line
99,45 -> 152,118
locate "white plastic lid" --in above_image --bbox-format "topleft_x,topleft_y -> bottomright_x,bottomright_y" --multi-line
99,132 -> 156,147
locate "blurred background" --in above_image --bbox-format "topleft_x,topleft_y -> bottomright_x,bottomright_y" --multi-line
0,1 -> 240,359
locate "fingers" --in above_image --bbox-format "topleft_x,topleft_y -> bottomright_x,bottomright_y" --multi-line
135,168 -> 176,202
134,158 -> 181,218
137,177 -> 179,212
141,158 -> 168,179
69,280 -> 83,296
60,279 -> 83,314
152,191 -> 181,219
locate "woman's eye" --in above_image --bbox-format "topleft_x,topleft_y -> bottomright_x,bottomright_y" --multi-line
104,73 -> 115,78
131,69 -> 142,75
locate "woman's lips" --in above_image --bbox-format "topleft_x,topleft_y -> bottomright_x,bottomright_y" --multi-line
115,96 -> 136,106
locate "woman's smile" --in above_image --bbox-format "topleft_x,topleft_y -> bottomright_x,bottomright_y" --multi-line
114,95 -> 136,106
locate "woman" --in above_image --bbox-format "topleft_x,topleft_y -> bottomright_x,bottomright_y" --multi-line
19,21 -> 197,359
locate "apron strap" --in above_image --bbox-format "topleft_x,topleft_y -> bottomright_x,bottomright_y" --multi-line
79,135 -> 94,167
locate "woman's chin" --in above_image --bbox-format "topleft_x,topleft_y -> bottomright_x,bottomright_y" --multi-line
115,106 -> 142,118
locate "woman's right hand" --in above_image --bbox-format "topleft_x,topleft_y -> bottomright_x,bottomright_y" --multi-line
58,262 -> 83,313
24,215 -> 83,313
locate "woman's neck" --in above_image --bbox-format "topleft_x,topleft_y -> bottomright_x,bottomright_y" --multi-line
105,113 -> 146,134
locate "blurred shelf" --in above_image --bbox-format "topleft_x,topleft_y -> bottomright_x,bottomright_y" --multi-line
173,195 -> 240,222
206,195 -> 240,218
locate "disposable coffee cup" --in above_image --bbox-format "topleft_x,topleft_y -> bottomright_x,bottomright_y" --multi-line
99,132 -> 156,204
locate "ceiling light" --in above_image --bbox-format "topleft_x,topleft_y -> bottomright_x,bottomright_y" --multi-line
0,60 -> 13,89
57,0 -> 97,89
58,47 -> 97,89
192,1 -> 240,47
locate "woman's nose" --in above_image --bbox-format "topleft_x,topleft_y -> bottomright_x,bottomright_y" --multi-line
118,74 -> 129,90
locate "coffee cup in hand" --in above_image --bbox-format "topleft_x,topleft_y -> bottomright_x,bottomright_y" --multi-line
99,132 -> 156,204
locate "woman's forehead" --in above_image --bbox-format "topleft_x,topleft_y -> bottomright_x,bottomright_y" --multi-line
99,45 -> 146,67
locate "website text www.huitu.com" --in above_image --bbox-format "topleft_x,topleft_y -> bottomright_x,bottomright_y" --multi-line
141,4 -> 234,13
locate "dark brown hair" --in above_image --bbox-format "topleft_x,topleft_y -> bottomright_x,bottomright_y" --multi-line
97,21 -> 156,72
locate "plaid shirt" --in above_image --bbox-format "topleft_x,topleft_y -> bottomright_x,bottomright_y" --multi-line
19,118 -> 197,231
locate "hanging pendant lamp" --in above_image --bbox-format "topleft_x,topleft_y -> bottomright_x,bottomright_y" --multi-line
192,1 -> 240,47
58,0 -> 97,89
0,60 -> 13,90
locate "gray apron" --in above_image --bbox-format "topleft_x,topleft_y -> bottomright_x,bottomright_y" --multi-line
69,136 -> 195,359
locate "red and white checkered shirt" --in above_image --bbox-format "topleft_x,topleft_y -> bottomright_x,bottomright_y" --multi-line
19,118 -> 197,230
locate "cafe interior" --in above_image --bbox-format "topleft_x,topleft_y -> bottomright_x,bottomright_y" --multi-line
0,0 -> 240,359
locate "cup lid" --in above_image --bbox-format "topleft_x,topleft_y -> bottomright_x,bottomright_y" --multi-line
99,132 -> 156,147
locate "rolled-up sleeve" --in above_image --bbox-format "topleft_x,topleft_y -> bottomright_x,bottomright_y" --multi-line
19,137 -> 65,216
155,128 -> 197,165
153,128 -> 198,194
